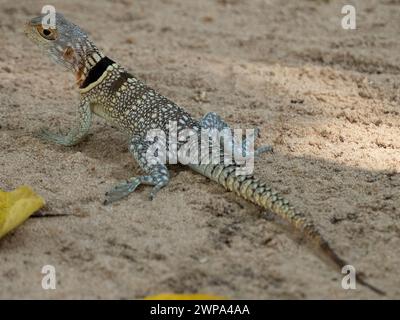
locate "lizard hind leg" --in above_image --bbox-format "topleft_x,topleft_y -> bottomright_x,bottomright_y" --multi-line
104,136 -> 170,205
200,112 -> 273,158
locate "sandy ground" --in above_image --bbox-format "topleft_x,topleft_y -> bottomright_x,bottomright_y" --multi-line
0,0 -> 399,299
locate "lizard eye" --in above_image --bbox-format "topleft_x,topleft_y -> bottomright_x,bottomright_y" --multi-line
37,25 -> 58,40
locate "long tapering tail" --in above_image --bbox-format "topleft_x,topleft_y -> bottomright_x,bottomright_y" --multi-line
190,163 -> 384,295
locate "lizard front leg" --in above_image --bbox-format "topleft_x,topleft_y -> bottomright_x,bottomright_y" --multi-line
38,99 -> 92,146
104,135 -> 170,205
200,112 -> 273,157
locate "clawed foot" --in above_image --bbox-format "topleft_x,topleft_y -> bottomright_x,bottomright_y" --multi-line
36,128 -> 75,146
104,174 -> 169,205
104,177 -> 141,205
240,128 -> 274,159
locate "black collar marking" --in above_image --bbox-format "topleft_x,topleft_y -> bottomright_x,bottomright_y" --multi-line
80,56 -> 115,89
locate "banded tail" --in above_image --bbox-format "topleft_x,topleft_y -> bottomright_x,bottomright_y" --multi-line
190,162 -> 384,295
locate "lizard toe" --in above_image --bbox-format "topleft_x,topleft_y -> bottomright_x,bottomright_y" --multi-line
36,128 -> 72,146
255,145 -> 274,157
148,181 -> 168,201
104,177 -> 142,205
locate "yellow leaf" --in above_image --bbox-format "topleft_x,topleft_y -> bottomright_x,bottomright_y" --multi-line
145,293 -> 226,300
0,186 -> 45,240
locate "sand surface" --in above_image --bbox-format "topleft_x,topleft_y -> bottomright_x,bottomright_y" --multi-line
0,0 -> 399,299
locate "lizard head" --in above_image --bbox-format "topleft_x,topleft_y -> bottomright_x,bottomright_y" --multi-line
24,13 -> 101,86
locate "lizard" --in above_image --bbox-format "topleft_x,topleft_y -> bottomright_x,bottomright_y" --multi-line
24,12 -> 384,295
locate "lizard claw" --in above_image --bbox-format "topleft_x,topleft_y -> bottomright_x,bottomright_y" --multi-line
104,172 -> 169,205
36,128 -> 57,141
104,177 -> 141,205
148,183 -> 166,201
255,145 -> 274,157
36,128 -> 72,146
